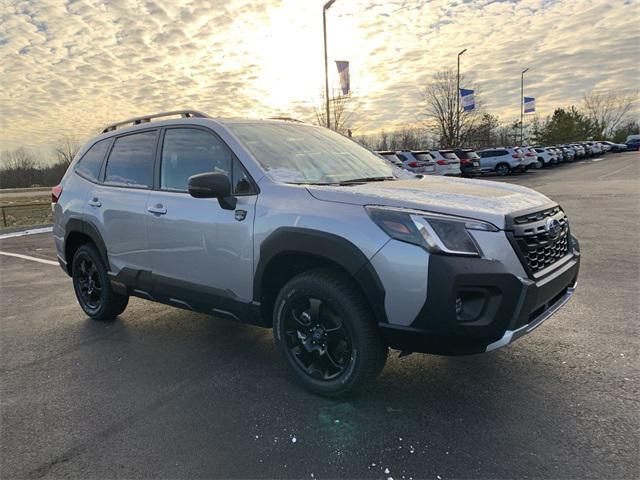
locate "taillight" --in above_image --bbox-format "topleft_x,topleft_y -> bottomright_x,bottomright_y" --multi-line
526,153 -> 534,156
408,162 -> 420,168
460,159 -> 470,166
51,185 -> 63,207
437,159 -> 446,165
512,154 -> 519,158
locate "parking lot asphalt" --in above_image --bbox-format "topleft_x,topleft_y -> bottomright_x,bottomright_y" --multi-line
1,152 -> 638,479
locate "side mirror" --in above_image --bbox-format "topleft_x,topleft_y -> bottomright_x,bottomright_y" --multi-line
188,172 -> 237,210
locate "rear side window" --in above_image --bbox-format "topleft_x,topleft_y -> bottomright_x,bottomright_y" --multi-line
76,139 -> 110,182
104,131 -> 157,188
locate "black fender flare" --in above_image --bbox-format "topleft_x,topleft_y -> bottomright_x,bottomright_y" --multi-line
64,218 -> 109,271
253,227 -> 388,324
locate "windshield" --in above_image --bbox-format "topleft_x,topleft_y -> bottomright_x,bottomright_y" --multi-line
413,153 -> 434,162
227,123 -> 394,184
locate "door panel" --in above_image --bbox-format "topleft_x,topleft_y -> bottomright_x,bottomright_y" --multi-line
146,126 -> 257,303
84,185 -> 150,273
146,192 -> 256,301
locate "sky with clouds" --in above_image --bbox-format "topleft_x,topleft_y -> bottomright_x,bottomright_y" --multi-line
1,0 -> 638,157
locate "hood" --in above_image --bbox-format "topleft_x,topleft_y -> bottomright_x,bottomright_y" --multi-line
306,176 -> 555,229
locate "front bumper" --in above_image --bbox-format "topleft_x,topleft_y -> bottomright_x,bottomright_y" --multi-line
378,249 -> 580,355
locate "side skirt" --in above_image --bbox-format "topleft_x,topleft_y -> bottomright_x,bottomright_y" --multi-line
108,268 -> 267,327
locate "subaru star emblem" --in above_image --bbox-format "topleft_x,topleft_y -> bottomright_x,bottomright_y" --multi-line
546,218 -> 562,239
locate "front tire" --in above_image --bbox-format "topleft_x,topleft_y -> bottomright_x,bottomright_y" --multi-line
72,244 -> 129,321
273,269 -> 388,398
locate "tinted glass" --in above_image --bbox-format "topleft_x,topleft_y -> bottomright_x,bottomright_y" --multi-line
227,123 -> 393,184
414,153 -> 433,162
232,158 -> 253,195
76,139 -> 110,181
442,152 -> 459,160
396,154 -> 408,161
104,131 -> 157,188
161,128 -> 232,191
465,151 -> 480,159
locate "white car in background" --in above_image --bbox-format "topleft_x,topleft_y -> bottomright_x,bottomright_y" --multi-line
571,144 -> 586,158
518,147 -> 541,169
429,150 -> 462,176
476,148 -> 524,175
395,150 -> 436,175
376,151 -> 405,168
534,147 -> 555,167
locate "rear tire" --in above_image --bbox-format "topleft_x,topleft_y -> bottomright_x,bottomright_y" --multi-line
495,163 -> 511,176
72,244 -> 129,321
273,268 -> 388,398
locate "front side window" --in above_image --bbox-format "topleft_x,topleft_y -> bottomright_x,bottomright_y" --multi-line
104,131 -> 157,188
161,128 -> 232,192
227,123 -> 393,184
161,128 -> 253,195
76,138 -> 110,181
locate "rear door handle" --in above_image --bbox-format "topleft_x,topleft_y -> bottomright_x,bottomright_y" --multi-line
88,198 -> 101,207
147,204 -> 167,215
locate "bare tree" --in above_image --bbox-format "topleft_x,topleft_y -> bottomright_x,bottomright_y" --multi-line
313,89 -> 360,135
54,136 -> 80,166
420,69 -> 481,148
582,90 -> 638,139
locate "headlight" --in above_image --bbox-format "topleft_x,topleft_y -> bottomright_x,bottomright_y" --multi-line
365,205 -> 498,256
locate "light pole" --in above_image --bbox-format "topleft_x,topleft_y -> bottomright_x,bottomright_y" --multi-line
456,48 -> 467,147
520,67 -> 529,145
323,0 -> 336,129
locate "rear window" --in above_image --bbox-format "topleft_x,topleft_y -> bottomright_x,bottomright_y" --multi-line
75,139 -> 110,182
104,131 -> 158,188
413,153 -> 433,162
442,152 -> 459,160
460,151 -> 479,159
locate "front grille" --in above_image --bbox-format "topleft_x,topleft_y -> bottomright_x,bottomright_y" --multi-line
511,207 -> 570,275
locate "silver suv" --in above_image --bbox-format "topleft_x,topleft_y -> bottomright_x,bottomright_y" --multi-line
53,111 -> 580,397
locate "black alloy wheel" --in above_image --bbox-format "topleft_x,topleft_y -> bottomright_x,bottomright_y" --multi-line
74,251 -> 103,312
283,297 -> 352,381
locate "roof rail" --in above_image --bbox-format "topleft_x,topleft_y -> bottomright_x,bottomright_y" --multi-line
267,116 -> 305,123
102,110 -> 211,133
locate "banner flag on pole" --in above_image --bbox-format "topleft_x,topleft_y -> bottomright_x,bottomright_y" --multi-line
335,60 -> 350,95
460,88 -> 475,111
524,96 -> 536,113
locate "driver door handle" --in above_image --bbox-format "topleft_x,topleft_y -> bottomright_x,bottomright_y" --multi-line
147,204 -> 167,215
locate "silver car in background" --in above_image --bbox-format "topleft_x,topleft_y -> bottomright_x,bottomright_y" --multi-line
429,150 -> 462,176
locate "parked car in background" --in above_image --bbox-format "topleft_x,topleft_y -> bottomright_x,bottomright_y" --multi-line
599,141 -> 627,152
477,148 -> 524,175
518,147 -> 541,169
625,138 -> 640,151
429,150 -> 462,176
571,144 -> 586,158
585,141 -> 603,156
596,141 -> 611,153
395,150 -> 436,175
453,149 -> 482,177
559,146 -> 575,162
534,147 -> 556,167
376,151 -> 404,168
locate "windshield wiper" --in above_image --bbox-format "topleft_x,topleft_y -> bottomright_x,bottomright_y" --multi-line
338,176 -> 397,185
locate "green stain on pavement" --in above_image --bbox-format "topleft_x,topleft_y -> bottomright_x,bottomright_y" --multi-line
318,403 -> 357,446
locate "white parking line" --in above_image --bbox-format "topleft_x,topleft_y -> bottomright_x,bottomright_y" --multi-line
0,226 -> 53,240
0,251 -> 59,266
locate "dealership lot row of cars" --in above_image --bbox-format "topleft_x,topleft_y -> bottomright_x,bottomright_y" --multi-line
376,139 -> 635,177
